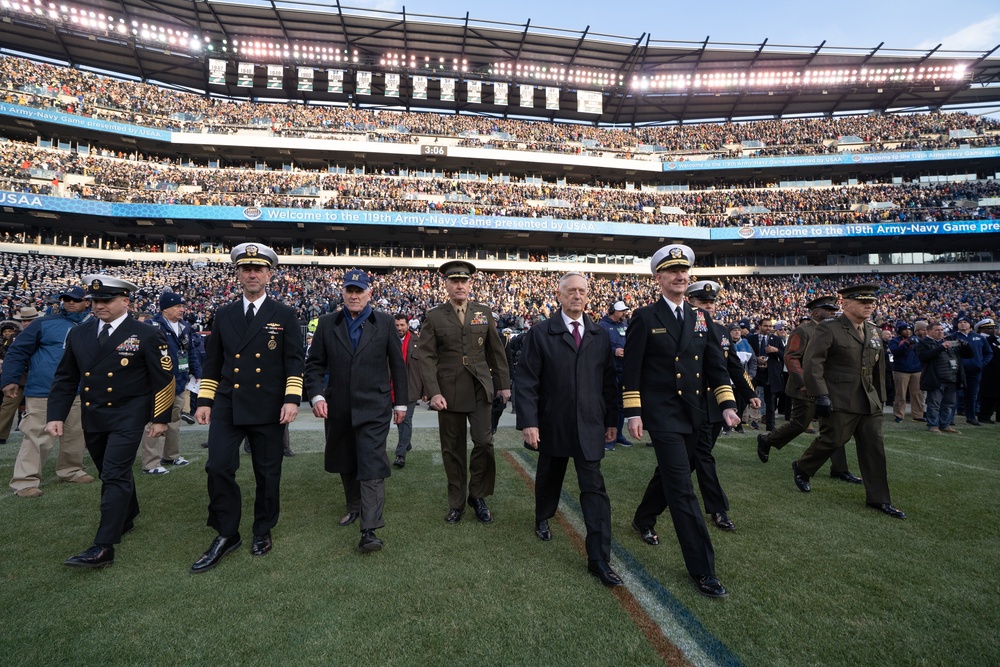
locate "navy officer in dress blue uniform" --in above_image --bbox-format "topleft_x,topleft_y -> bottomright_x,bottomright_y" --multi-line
46,275 -> 175,568
192,243 -> 304,572
623,245 -> 740,598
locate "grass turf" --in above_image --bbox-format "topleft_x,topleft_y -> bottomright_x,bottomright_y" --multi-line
0,416 -> 997,666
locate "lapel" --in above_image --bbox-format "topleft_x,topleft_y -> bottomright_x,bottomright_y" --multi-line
653,298 -> 685,343
677,303 -> 695,351
237,297 -> 275,351
75,318 -> 100,369
550,310 -> 578,352
87,316 -> 134,370
355,311 -> 377,355
580,314 -> 601,354
840,315 -> 864,343
331,309 -> 354,355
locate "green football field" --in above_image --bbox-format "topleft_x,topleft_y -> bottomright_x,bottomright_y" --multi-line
1,410 -> 997,667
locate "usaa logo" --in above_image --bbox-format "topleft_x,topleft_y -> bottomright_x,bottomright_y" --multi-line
243,206 -> 263,220
738,226 -> 756,239
0,192 -> 43,207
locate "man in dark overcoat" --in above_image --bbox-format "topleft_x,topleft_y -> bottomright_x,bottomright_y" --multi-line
305,270 -> 407,552
515,272 -> 620,586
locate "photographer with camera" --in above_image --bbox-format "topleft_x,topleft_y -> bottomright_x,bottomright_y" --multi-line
917,321 -> 973,434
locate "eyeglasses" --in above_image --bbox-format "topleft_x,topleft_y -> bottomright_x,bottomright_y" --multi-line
61,297 -> 84,303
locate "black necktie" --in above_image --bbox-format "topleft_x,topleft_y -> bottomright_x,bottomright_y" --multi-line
99,322 -> 111,344
675,306 -> 683,323
246,303 -> 255,325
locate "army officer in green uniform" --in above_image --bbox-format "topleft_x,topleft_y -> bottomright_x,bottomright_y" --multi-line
418,261 -> 511,524
791,284 -> 906,519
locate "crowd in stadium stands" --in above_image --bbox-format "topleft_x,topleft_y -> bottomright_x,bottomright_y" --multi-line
4,139 -> 1000,227
1,252 -> 995,334
3,54 -> 1000,163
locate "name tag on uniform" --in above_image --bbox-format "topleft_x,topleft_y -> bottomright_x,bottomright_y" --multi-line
651,328 -> 667,334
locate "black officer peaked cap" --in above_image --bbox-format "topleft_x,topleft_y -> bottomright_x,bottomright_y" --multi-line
805,295 -> 838,310
837,284 -> 878,302
440,260 -> 476,279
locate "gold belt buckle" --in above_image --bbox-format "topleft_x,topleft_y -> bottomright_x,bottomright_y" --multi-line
462,355 -> 470,365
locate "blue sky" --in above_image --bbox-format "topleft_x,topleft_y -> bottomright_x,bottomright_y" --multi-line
325,0 -> 1000,53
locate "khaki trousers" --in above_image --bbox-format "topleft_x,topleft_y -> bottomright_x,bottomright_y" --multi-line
139,392 -> 186,470
0,386 -> 24,439
892,371 -> 925,419
10,396 -> 88,491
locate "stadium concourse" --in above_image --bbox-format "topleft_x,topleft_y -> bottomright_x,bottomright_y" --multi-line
0,251 -> 996,330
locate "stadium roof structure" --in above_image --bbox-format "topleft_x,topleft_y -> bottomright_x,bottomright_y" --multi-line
2,0 -> 1000,126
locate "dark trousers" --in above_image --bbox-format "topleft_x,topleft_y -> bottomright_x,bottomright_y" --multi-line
614,372 -> 628,443
798,411 -> 891,505
689,421 -> 728,514
394,402 -> 416,458
86,428 -> 143,547
205,414 -> 285,538
437,397 -> 495,510
764,397 -> 851,473
535,453 -> 612,563
964,371 -> 982,420
979,393 -> 1000,421
341,473 -> 386,531
760,385 -> 776,430
634,430 -> 716,577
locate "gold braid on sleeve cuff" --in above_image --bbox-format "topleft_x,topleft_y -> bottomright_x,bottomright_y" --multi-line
198,379 -> 219,402
284,376 -> 304,399
622,390 -> 641,410
714,385 -> 736,405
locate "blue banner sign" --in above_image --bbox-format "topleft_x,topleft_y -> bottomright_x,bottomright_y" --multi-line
0,103 -> 172,142
663,146 -> 1000,172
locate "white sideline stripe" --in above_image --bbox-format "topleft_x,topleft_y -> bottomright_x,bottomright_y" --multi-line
883,446 -> 1000,474
508,454 -> 725,667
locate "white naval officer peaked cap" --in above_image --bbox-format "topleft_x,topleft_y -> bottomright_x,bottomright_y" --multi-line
686,280 -> 722,301
83,274 -> 139,299
650,244 -> 694,274
231,242 -> 279,268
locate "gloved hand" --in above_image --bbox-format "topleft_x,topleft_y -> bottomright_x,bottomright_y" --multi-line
814,394 -> 833,418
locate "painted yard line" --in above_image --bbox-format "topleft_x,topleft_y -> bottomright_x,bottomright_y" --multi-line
505,450 -> 743,667
883,446 -> 1000,474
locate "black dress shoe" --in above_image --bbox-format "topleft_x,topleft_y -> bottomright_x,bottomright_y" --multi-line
251,532 -> 272,556
868,503 -> 907,519
191,534 -> 242,573
358,529 -> 383,553
980,417 -> 995,424
588,560 -> 624,587
468,496 -> 493,523
632,521 -> 659,546
392,456 -> 405,469
535,519 -> 552,541
690,574 -> 728,598
242,441 -> 251,454
445,508 -> 464,524
122,520 -> 135,535
406,443 -> 412,451
65,545 -> 115,569
339,512 -> 360,527
792,461 -> 811,492
283,448 -> 295,457
711,512 -> 736,532
756,433 -> 770,463
966,419 -> 981,426
830,470 -> 863,484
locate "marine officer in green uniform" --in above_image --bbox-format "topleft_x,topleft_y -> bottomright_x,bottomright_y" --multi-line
791,285 -> 906,519
417,260 -> 511,524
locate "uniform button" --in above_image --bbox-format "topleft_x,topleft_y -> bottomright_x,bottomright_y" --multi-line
107,402 -> 112,406
255,353 -> 261,358
235,354 -> 241,359
84,387 -> 89,392
108,372 -> 113,377
255,384 -> 261,388
677,390 -> 683,395
234,384 -> 240,389
696,390 -> 701,395
85,402 -> 90,407
675,357 -> 679,362
676,373 -> 681,379
694,355 -> 699,361
256,368 -> 261,373
84,372 -> 90,377
107,388 -> 113,392
696,373 -> 700,378
234,368 -> 240,373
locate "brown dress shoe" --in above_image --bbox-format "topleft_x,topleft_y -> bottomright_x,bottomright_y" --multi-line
66,474 -> 95,484
15,487 -> 42,498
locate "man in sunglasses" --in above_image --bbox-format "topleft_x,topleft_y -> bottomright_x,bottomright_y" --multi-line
4,287 -> 94,498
